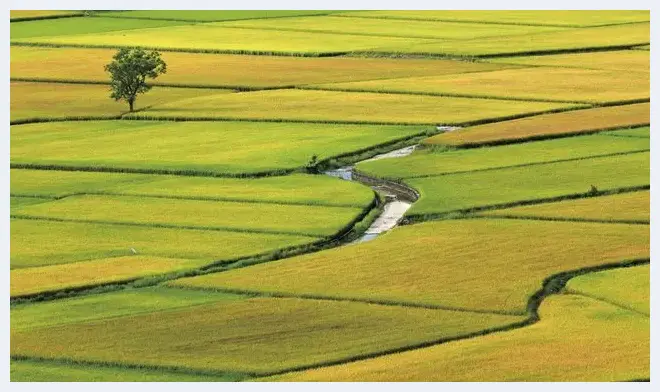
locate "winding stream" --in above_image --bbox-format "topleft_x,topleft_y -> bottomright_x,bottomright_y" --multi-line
325,145 -> 419,244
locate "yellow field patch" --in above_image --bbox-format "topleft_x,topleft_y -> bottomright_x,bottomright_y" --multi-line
489,50 -> 649,73
273,295 -> 649,381
11,255 -> 207,297
426,102 -> 650,146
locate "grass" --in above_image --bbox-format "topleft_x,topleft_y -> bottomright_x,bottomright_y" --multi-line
11,169 -> 375,208
369,23 -> 649,57
272,295 -> 649,381
171,219 -> 649,314
10,255 -> 212,297
10,17 -> 190,39
11,24 -> 433,55
130,89 -> 578,125
406,152 -> 649,216
10,196 -> 53,211
10,81 -> 230,123
489,50 -> 649,72
10,46 -> 517,88
603,127 -> 650,138
334,10 -> 650,27
99,10 -> 339,22
426,103 -> 650,146
357,133 -> 649,179
220,15 -> 569,39
11,120 -> 423,175
10,218 -> 313,270
481,191 -> 649,223
566,265 -> 649,315
10,293 -> 522,374
313,67 -> 649,104
11,359 -> 238,382
13,194 -> 364,237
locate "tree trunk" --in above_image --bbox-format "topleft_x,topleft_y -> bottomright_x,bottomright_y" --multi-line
129,99 -> 134,112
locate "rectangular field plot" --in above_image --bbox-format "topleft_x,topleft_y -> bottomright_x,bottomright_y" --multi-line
10,17 -> 188,39
220,16 -> 568,39
11,46 -> 516,88
314,67 -> 649,104
426,103 -> 650,146
11,170 -> 374,208
11,24 -> 432,55
336,10 -> 649,27
406,152 -> 649,216
10,10 -> 83,20
490,50 -> 649,73
11,360 -> 235,382
275,295 -> 649,381
356,134 -> 649,180
566,265 -> 649,315
10,196 -> 53,211
100,10 -> 337,21
10,219 -> 313,270
13,194 -> 363,237
131,89 -> 577,125
481,191 -> 649,223
371,23 -> 649,57
11,120 -> 423,175
172,219 -> 649,314
603,127 -> 650,138
10,292 -> 522,374
10,82 -> 231,123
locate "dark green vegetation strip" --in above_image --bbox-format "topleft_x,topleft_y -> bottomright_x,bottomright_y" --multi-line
466,214 -> 649,226
10,14 -> 84,23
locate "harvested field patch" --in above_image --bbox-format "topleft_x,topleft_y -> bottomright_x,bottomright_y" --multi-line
10,17 -> 189,39
406,152 -> 649,216
357,133 -> 649,179
481,191 -> 649,223
10,219 -> 312,270
13,194 -> 364,237
11,120 -> 422,175
11,256 -> 210,297
10,46 -> 516,87
10,82 -> 230,123
273,295 -> 649,381
220,16 -> 568,39
131,89 -> 577,125
489,50 -> 649,72
314,67 -> 649,104
566,265 -> 649,315
12,25 -> 432,55
370,23 -> 649,57
426,103 -> 650,146
172,219 -> 649,314
10,295 -> 523,374
11,170 -> 374,208
335,10 -> 649,27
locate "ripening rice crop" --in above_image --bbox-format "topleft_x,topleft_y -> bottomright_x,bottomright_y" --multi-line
566,265 -> 649,315
99,10 -> 340,21
489,50 -> 649,73
170,219 -> 649,314
357,133 -> 649,179
10,10 -> 83,20
272,295 -> 649,381
10,17 -> 188,39
313,67 -> 649,103
10,293 -> 522,374
11,120 -> 423,175
481,191 -> 649,223
425,103 -> 650,146
406,152 -> 649,216
10,46 -> 516,88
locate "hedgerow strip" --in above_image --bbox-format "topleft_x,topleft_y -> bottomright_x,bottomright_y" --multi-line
91,11 -> 336,24
10,13 -> 84,23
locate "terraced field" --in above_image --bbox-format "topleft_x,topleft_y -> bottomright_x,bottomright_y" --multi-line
9,9 -> 650,382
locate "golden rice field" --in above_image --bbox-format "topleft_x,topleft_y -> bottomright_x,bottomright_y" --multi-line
171,219 -> 649,314
426,102 -> 650,146
481,190 -> 649,223
9,10 -> 650,382
272,295 -> 650,381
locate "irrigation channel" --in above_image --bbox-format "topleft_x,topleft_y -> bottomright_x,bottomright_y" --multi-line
325,145 -> 420,244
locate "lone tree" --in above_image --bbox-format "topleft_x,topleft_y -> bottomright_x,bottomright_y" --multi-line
105,48 -> 167,112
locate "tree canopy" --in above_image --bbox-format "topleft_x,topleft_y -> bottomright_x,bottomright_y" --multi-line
104,48 -> 167,112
